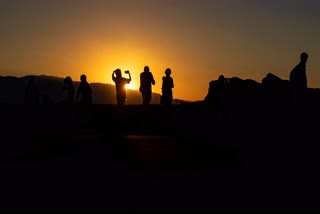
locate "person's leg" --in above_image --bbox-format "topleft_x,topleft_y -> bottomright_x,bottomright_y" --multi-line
169,93 -> 173,105
146,94 -> 152,105
117,98 -> 122,105
119,98 -> 125,106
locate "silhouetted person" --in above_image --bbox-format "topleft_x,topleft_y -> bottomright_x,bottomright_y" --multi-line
161,68 -> 174,105
289,52 -> 308,104
76,74 -> 92,105
24,75 -> 39,104
214,75 -> 228,119
112,69 -> 131,105
63,76 -> 74,104
139,66 -> 155,105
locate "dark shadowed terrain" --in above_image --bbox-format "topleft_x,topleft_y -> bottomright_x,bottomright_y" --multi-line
1,74 -> 320,213
1,101 -> 320,213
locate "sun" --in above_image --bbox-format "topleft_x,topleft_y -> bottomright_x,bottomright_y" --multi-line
105,60 -> 141,90
126,82 -> 135,90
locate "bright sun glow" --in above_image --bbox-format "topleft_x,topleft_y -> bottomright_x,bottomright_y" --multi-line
106,61 -> 140,90
126,82 -> 135,90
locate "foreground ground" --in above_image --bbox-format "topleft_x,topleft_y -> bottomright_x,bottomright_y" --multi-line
1,104 -> 320,212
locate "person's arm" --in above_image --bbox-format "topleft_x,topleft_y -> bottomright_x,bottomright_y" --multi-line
139,73 -> 142,92
161,77 -> 165,90
71,87 -> 75,103
151,73 -> 155,85
75,85 -> 80,103
126,70 -> 131,82
112,70 -> 116,82
171,78 -> 174,89
303,69 -> 307,88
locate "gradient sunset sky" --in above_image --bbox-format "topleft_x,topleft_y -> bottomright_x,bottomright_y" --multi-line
1,0 -> 319,101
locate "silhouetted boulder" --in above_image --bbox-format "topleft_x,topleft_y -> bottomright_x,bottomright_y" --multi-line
262,73 -> 289,89
261,73 -> 290,104
305,88 -> 320,105
205,76 -> 262,108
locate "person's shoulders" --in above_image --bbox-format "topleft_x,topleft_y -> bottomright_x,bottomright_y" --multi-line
295,63 -> 305,70
291,65 -> 299,73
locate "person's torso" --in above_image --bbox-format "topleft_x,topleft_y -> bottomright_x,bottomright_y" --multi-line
162,77 -> 173,91
115,78 -> 128,96
141,72 -> 153,89
80,83 -> 92,99
290,64 -> 307,88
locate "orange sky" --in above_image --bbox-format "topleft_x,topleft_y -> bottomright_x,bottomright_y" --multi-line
1,0 -> 320,101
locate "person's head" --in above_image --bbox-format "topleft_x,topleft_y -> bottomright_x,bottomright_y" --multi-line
218,75 -> 225,84
80,74 -> 87,82
64,76 -> 72,85
300,52 -> 308,64
165,68 -> 171,76
144,66 -> 150,72
115,69 -> 122,77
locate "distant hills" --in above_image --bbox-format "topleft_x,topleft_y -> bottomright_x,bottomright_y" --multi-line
2,73 -> 320,106
0,75 -> 185,104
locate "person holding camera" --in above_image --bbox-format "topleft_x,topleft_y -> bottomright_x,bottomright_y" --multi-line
112,69 -> 131,105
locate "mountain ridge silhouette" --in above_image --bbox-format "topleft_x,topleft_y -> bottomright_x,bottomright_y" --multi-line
0,75 -> 185,104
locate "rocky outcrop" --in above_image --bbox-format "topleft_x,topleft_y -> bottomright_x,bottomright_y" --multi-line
261,73 -> 290,104
205,76 -> 262,106
204,73 -> 320,107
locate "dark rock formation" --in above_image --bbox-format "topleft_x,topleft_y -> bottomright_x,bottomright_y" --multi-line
205,73 -> 320,108
205,76 -> 262,107
261,73 -> 290,104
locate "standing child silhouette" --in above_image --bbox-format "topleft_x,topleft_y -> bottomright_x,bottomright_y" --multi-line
161,68 -> 174,105
76,74 -> 92,105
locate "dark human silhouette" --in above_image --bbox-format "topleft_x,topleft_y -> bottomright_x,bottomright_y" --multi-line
161,68 -> 174,106
204,75 -> 231,119
24,75 -> 39,104
214,75 -> 228,118
112,69 -> 131,105
76,74 -> 92,104
139,66 -> 155,105
63,76 -> 74,104
75,74 -> 93,125
289,52 -> 308,104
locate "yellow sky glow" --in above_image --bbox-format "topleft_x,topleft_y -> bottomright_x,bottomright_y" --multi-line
1,1 -> 320,101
